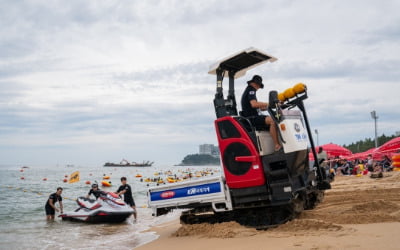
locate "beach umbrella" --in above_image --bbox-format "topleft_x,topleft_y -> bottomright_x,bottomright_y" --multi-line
347,147 -> 379,161
308,151 -> 314,161
376,137 -> 400,157
364,147 -> 383,160
308,143 -> 352,161
317,143 -> 352,158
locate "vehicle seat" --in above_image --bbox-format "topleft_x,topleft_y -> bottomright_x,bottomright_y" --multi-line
238,111 -> 270,131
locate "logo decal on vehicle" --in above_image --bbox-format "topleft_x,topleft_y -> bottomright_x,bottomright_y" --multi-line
294,123 -> 301,132
150,182 -> 222,202
187,187 -> 211,195
160,191 -> 175,199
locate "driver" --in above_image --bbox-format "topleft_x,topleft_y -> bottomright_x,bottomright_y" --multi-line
86,183 -> 102,199
241,75 -> 281,151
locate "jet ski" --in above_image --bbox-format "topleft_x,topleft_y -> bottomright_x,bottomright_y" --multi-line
59,191 -> 134,223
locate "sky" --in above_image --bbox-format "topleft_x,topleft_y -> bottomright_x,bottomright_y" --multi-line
1,0 -> 399,167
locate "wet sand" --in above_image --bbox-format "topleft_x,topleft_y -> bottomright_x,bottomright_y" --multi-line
138,171 -> 400,250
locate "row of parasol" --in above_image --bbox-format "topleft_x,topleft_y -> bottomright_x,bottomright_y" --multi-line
309,137 -> 400,161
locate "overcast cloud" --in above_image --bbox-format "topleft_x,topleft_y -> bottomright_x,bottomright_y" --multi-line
1,0 -> 399,166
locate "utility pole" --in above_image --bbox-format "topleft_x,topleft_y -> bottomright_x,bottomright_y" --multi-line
370,111 -> 378,148
314,129 -> 319,147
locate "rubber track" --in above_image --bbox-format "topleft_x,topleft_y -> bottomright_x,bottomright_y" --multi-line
180,190 -> 324,230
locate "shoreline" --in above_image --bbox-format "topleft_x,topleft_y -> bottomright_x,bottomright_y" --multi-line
138,221 -> 400,250
137,172 -> 400,250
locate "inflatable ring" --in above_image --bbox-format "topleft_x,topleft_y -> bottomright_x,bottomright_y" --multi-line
167,178 -> 176,183
278,93 -> 286,102
103,176 -> 110,180
392,161 -> 400,167
283,88 -> 296,99
293,83 -> 307,94
391,154 -> 400,161
101,180 -> 112,187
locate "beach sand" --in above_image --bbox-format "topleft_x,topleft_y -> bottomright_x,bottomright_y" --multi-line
138,171 -> 400,250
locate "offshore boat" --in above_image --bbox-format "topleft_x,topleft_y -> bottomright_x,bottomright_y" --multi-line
103,159 -> 154,167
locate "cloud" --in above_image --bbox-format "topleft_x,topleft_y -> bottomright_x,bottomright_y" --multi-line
268,59 -> 400,82
0,0 -> 400,165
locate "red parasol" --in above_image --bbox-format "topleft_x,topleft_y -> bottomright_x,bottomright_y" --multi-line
347,147 -> 380,161
319,143 -> 352,157
375,137 -> 400,158
309,143 -> 352,160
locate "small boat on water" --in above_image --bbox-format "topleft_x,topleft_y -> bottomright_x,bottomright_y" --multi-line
104,159 -> 154,167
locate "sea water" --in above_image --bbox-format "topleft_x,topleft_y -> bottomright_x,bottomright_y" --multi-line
0,164 -> 220,249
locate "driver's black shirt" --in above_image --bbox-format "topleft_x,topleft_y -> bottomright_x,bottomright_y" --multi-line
88,189 -> 102,199
241,85 -> 258,117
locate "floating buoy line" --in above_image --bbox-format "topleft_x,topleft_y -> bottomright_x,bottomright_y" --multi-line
0,185 -> 77,201
0,185 -> 148,207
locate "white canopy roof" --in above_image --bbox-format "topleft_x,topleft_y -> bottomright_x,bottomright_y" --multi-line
208,47 -> 277,79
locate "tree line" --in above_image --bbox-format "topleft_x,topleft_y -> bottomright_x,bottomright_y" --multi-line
180,154 -> 220,166
343,133 -> 398,153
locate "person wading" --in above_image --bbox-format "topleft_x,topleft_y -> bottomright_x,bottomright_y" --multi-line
45,187 -> 63,220
116,177 -> 137,221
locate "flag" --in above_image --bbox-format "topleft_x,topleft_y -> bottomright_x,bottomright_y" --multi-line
69,171 -> 80,183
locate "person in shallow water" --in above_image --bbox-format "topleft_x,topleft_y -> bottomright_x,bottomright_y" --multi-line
116,177 -> 137,220
86,183 -> 102,199
45,187 -> 63,220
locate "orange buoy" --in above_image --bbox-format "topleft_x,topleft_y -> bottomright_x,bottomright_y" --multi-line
135,174 -> 142,178
101,180 -> 112,187
293,83 -> 307,94
43,178 -> 47,181
20,169 -> 24,172
103,176 -> 110,180
64,175 -> 68,178
20,177 -> 25,180
392,154 -> 400,161
278,92 -> 286,102
283,88 -> 296,99
391,155 -> 400,170
85,180 -> 91,185
63,179 -> 68,183
167,177 -> 176,183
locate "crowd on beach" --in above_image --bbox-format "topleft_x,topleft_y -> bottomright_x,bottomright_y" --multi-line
332,155 -> 392,176
317,147 -> 394,177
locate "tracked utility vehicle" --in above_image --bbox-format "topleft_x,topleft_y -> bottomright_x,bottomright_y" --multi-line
147,48 -> 331,229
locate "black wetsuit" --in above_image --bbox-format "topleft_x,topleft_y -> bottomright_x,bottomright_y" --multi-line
87,189 -> 102,199
116,184 -> 135,206
45,193 -> 62,215
241,85 -> 267,126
